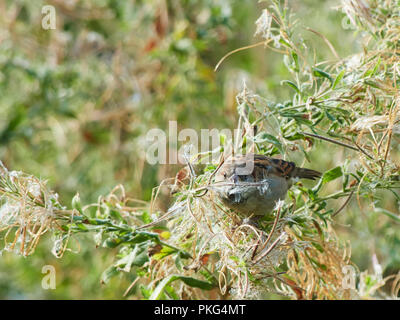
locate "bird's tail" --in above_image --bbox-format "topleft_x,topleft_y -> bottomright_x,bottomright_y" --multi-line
294,167 -> 322,180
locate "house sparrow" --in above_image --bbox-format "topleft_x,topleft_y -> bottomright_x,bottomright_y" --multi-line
214,154 -> 322,217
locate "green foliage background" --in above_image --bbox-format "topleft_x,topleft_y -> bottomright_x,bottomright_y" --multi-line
0,0 -> 398,299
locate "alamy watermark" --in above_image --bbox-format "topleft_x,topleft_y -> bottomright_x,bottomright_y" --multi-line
41,265 -> 56,289
145,121 -> 255,174
342,265 -> 357,290
42,5 -> 56,30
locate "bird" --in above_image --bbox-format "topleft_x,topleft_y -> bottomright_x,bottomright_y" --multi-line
213,153 -> 322,217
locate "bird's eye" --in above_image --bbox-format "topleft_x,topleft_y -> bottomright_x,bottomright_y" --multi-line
223,173 -> 227,179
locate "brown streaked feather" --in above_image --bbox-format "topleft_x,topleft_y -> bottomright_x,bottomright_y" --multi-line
218,154 -> 321,180
292,167 -> 322,180
254,156 -> 296,178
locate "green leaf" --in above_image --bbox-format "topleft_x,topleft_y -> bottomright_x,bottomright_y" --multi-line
103,237 -> 123,248
374,208 -> 400,222
279,38 -> 292,48
164,285 -> 180,300
281,80 -> 300,94
322,166 -> 343,184
129,231 -> 160,244
71,193 -> 83,214
254,132 -> 284,153
342,173 -> 350,191
364,56 -> 381,77
283,132 -> 304,141
114,245 -> 149,272
305,251 -> 327,270
153,246 -> 177,260
332,69 -> 345,89
140,285 -> 152,299
312,242 -> 324,253
312,67 -> 333,83
149,275 -> 214,300
325,110 -> 336,121
75,223 -> 88,232
291,51 -> 299,72
109,207 -> 127,223
132,249 -> 150,267
100,266 -> 119,284
364,80 -> 380,89
179,276 -> 215,290
140,211 -> 151,224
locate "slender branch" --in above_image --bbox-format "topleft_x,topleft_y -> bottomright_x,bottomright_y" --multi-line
301,132 -> 359,151
252,205 -> 282,261
332,190 -> 354,218
214,40 -> 270,71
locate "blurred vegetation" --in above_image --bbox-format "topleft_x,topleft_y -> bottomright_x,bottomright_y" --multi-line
0,0 -> 399,299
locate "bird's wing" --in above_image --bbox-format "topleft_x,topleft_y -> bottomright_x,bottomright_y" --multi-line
228,154 -> 296,179
252,154 -> 296,178
252,154 -> 321,180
